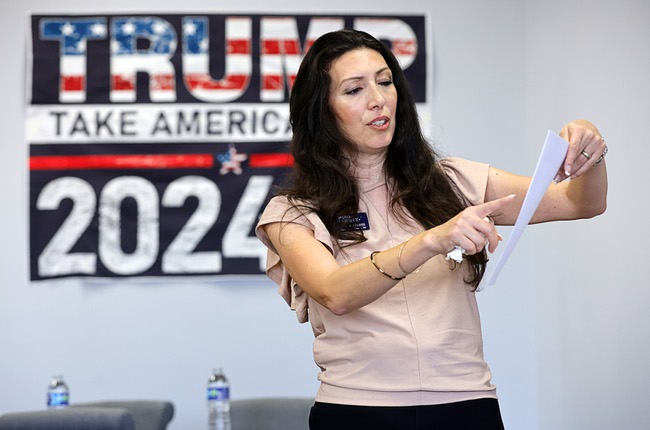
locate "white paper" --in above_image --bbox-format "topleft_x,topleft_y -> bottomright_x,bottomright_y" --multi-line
485,130 -> 569,285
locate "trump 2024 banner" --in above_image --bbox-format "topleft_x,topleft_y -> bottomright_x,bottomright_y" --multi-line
27,13 -> 429,281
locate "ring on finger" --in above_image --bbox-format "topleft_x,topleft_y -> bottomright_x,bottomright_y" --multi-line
595,144 -> 608,165
580,150 -> 591,159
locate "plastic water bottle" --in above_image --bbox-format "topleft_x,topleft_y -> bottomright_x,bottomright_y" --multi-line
207,368 -> 231,430
47,375 -> 69,408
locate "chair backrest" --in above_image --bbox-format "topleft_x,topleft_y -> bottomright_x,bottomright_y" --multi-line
0,407 -> 136,430
230,397 -> 313,430
71,401 -> 174,430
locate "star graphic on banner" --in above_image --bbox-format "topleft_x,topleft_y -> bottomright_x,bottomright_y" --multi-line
183,22 -> 197,35
90,23 -> 107,37
61,22 -> 74,36
216,144 -> 247,175
121,21 -> 136,35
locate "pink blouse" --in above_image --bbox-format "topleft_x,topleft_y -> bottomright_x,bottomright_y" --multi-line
256,157 -> 498,406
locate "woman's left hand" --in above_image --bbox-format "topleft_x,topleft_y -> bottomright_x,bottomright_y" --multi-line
554,119 -> 607,183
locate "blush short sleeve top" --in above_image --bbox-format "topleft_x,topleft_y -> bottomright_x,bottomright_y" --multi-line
256,157 -> 496,406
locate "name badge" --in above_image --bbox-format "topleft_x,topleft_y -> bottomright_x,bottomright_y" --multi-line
338,212 -> 370,232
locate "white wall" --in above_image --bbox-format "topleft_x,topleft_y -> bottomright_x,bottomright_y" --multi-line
524,1 -> 650,429
1,1 -> 648,429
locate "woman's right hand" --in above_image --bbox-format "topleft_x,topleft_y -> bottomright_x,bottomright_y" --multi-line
264,194 -> 516,315
426,194 -> 516,257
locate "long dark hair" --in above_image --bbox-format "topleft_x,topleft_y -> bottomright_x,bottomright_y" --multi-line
280,29 -> 487,288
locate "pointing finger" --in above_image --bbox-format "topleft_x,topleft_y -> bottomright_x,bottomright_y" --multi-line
475,194 -> 516,218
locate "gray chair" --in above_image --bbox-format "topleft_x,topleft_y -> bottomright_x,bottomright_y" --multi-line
71,401 -> 174,430
0,400 -> 174,430
0,406 -> 136,430
230,397 -> 313,430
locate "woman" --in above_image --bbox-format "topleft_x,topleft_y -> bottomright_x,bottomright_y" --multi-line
256,29 -> 607,429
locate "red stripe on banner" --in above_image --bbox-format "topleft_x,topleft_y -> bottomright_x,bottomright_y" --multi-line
249,153 -> 294,168
228,39 -> 250,54
151,74 -> 175,91
112,75 -> 134,91
262,40 -> 300,55
185,74 -> 249,91
262,40 -> 280,55
30,154 -> 214,171
282,40 -> 300,55
262,75 -> 283,91
62,75 -> 84,92
392,40 -> 417,56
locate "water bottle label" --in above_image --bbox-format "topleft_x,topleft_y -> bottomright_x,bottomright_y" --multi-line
48,392 -> 69,407
207,386 -> 229,400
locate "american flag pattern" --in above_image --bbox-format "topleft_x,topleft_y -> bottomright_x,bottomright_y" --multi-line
28,14 -> 428,280
182,17 -> 252,102
110,17 -> 177,102
40,18 -> 108,103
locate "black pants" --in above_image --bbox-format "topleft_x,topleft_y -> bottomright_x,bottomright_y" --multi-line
309,398 -> 505,430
